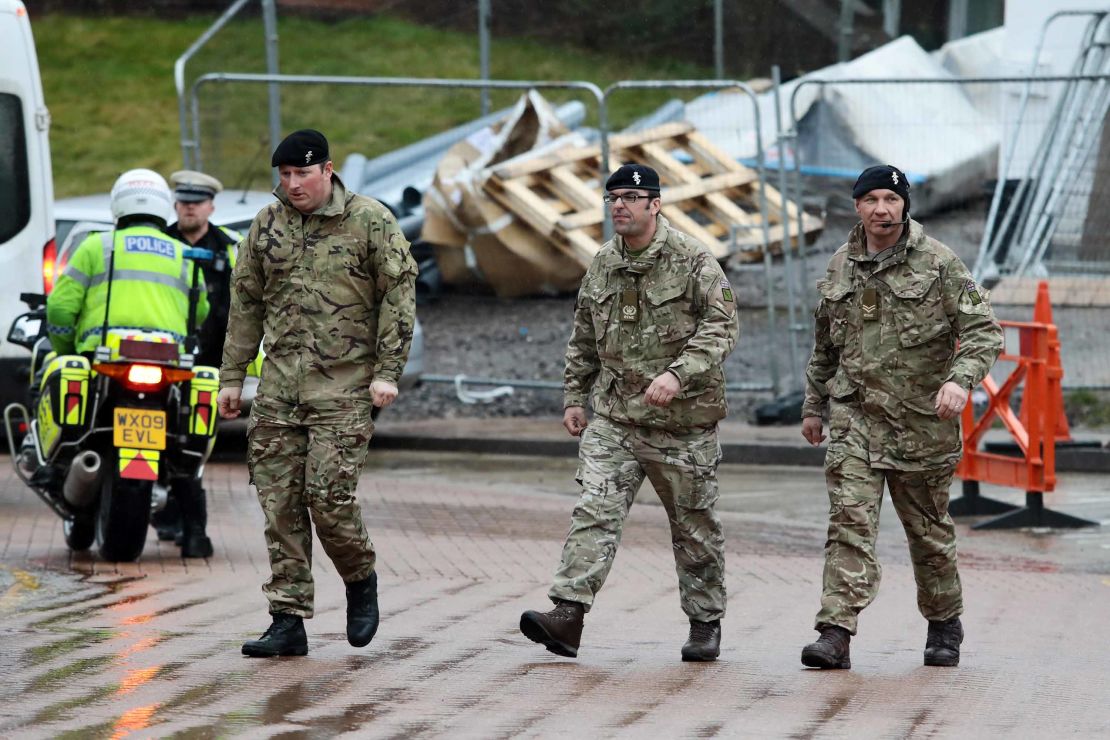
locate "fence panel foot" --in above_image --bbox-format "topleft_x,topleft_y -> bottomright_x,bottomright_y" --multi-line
971,491 -> 1100,530
949,480 -> 1020,517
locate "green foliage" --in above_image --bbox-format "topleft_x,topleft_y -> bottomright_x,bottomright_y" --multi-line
34,13 -> 713,197
1063,389 -> 1110,429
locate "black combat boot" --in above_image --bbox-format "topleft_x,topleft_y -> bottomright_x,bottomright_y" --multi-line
151,493 -> 182,543
519,600 -> 585,658
346,572 -> 379,647
181,531 -> 214,558
924,617 -> 963,667
801,625 -> 852,669
681,619 -> 722,662
242,613 -> 308,657
178,479 -> 212,557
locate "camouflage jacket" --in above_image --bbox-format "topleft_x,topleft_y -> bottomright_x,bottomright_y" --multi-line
803,220 -> 1003,469
564,215 -> 739,432
220,175 -> 418,404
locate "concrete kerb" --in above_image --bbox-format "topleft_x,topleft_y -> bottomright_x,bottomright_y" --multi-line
371,421 -> 1110,472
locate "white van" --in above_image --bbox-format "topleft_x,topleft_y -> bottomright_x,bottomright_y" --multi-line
0,0 -> 53,412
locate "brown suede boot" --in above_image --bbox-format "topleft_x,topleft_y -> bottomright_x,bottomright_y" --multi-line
801,624 -> 851,669
519,600 -> 585,657
924,617 -> 963,667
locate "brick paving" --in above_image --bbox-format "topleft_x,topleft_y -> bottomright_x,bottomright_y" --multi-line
0,450 -> 1108,738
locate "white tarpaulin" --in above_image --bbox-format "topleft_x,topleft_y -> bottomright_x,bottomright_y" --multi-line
686,34 -> 1001,214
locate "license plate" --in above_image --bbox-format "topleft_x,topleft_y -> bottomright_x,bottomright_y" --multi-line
113,408 -> 166,450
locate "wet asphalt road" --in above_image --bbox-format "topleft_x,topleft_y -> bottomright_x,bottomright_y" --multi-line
1,448 -> 1109,738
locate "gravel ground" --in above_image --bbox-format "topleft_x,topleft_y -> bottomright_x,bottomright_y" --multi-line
393,192 -> 1110,422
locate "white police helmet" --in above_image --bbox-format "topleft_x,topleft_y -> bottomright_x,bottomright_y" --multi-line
110,168 -> 174,224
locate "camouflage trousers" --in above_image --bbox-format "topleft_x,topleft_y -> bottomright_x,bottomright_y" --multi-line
816,402 -> 963,634
549,415 -> 726,621
247,397 -> 377,618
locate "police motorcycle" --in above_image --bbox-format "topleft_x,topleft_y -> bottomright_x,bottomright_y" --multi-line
3,243 -> 220,563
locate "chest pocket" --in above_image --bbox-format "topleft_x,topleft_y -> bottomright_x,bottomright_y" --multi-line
818,279 -> 854,346
583,278 -> 619,341
647,277 -> 696,343
890,274 -> 949,347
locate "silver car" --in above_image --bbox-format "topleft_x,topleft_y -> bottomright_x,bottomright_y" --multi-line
52,191 -> 425,409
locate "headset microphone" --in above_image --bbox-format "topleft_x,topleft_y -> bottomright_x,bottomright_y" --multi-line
879,216 -> 910,228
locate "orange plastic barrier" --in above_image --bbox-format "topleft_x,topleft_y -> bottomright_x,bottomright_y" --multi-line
1020,281 -> 1071,442
956,318 -> 1059,494
953,281 -> 1096,529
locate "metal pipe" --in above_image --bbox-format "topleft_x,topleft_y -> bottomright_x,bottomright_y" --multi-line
882,0 -> 901,39
174,0 -> 252,168
479,0 -> 491,116
947,0 -> 969,42
772,65 -> 800,391
789,83 -> 810,320
714,0 -> 724,80
358,100 -> 585,189
838,0 -> 855,63
190,73 -> 605,198
261,0 -> 282,189
63,451 -> 101,509
791,136 -> 810,317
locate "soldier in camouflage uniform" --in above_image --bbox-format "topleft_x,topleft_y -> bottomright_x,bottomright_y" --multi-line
800,165 -> 1002,670
216,129 -> 418,658
519,164 -> 739,662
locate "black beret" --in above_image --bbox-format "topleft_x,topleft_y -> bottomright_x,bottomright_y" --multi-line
605,163 -> 661,193
852,164 -> 910,213
271,129 -> 330,168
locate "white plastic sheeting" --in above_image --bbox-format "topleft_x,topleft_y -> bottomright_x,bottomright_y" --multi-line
686,34 -> 1002,214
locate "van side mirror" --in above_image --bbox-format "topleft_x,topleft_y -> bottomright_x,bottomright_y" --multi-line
20,292 -> 45,309
7,312 -> 44,350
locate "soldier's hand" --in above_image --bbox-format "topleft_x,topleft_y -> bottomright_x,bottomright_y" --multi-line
645,371 -> 681,407
563,406 -> 589,437
217,387 -> 242,419
801,416 -> 826,446
371,379 -> 399,408
935,381 -> 969,420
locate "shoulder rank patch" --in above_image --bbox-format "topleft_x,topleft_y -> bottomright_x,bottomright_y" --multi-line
721,278 -> 734,303
965,279 -> 982,305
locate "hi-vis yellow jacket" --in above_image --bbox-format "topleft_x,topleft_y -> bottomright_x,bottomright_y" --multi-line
47,225 -> 209,355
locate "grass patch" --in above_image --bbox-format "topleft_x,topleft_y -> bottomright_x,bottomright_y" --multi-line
35,13 -> 714,197
1064,389 -> 1110,429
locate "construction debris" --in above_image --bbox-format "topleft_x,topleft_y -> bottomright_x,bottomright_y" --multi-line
422,93 -> 824,298
421,92 -> 588,298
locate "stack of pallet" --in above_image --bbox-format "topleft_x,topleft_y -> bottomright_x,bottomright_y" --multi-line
485,121 -> 823,268
422,97 -> 823,298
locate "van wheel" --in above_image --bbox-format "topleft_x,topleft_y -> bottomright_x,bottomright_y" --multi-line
96,474 -> 152,562
63,516 -> 95,551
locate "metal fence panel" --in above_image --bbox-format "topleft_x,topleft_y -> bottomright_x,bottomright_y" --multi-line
785,75 -> 1110,391
604,80 -> 781,398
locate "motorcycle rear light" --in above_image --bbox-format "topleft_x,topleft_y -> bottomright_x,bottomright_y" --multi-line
93,363 -> 194,391
128,364 -> 163,386
43,238 -> 57,294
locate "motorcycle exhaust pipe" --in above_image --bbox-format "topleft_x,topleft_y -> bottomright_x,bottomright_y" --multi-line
63,451 -> 102,509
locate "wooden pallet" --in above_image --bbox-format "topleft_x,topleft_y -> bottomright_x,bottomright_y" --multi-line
484,122 -> 823,267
